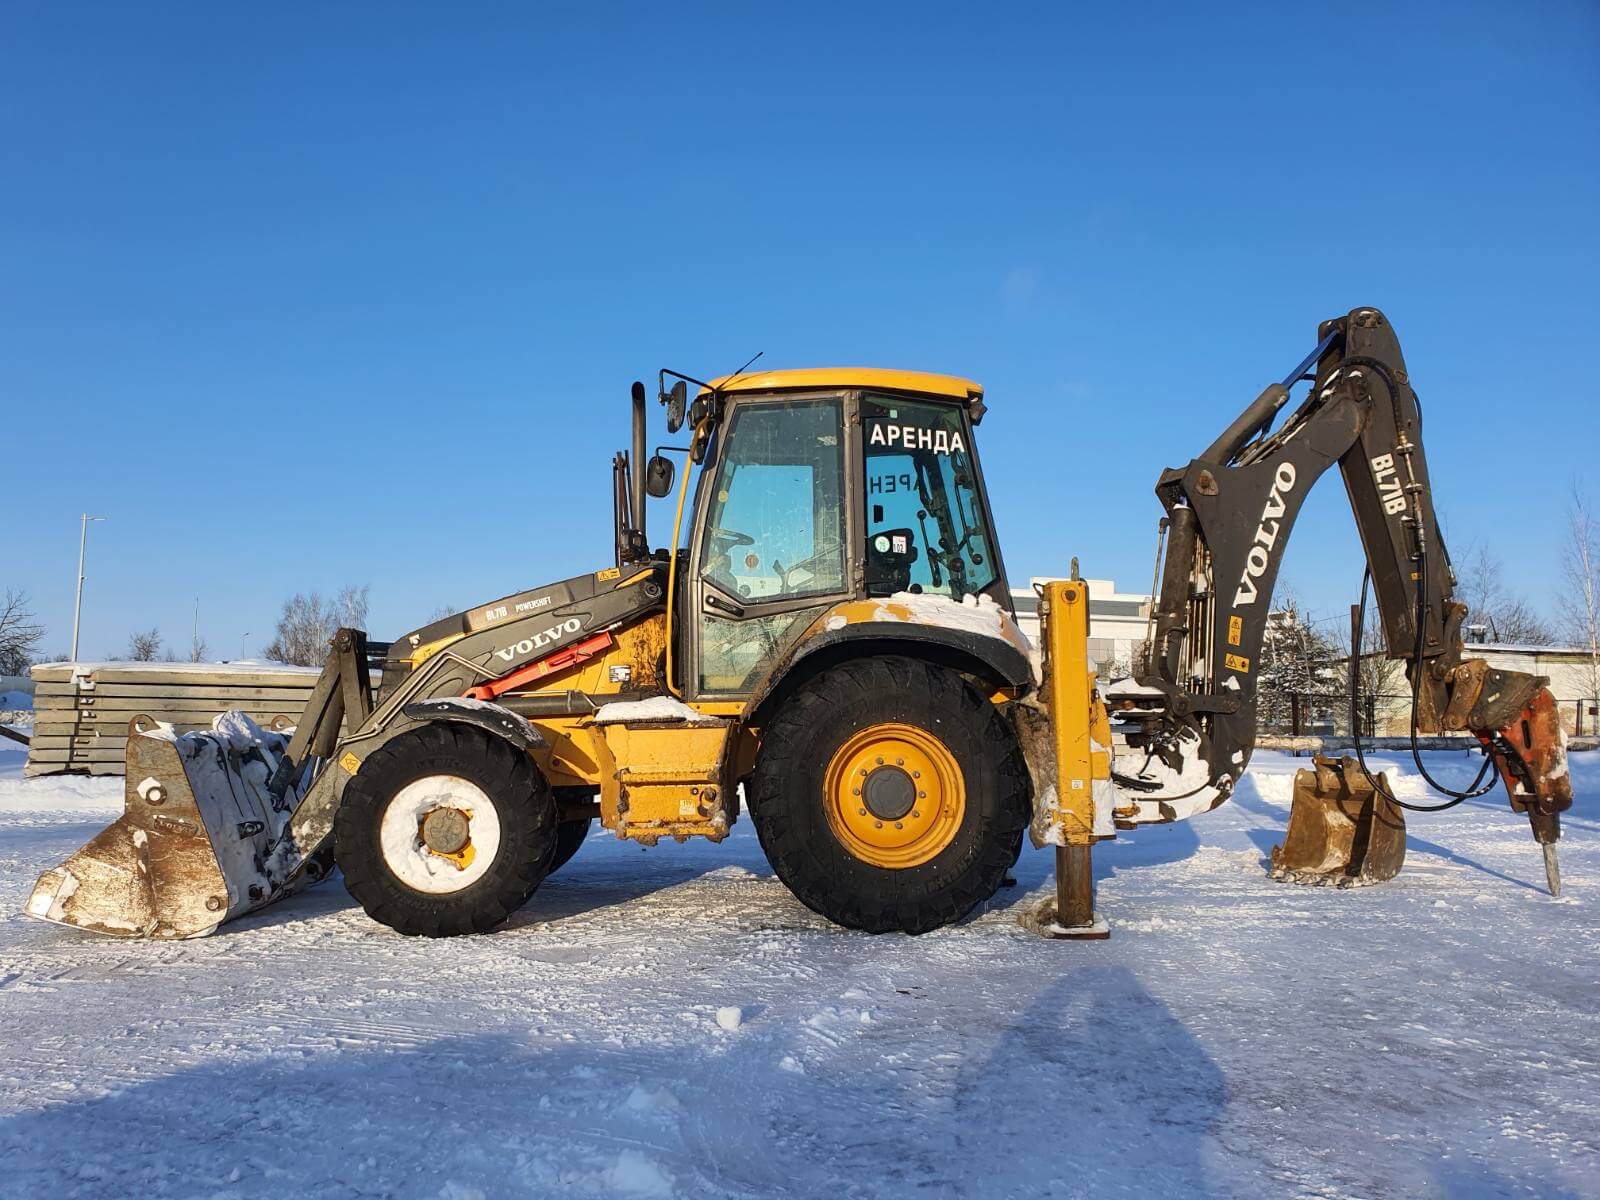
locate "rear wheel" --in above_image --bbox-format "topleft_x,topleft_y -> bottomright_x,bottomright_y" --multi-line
748,656 -> 1029,934
335,723 -> 557,937
549,788 -> 596,875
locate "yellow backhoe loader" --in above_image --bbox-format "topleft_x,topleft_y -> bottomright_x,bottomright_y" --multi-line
27,307 -> 1573,941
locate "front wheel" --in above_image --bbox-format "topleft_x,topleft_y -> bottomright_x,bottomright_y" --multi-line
334,723 -> 557,937
748,656 -> 1029,934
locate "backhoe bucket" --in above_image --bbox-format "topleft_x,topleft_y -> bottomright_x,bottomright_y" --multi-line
25,713 -> 313,938
1269,755 -> 1406,886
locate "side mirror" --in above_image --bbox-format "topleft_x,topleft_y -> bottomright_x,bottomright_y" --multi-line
645,453 -> 676,498
662,380 -> 688,434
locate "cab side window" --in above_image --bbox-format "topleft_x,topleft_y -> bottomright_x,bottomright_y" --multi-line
862,395 -> 996,598
697,399 -> 845,602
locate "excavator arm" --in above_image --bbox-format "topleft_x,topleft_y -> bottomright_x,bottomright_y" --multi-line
1113,306 -> 1571,890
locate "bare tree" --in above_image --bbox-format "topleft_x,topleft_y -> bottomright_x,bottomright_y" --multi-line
1558,483 -> 1600,712
0,590 -> 45,675
1455,542 -> 1555,645
1335,600 -> 1407,736
263,585 -> 371,666
127,628 -> 163,661
190,632 -> 209,663
1110,637 -> 1151,681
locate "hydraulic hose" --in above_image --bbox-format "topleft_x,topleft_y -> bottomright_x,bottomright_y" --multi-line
1343,368 -> 1502,808
1349,567 -> 1497,811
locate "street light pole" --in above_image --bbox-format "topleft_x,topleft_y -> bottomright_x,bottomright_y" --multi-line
69,514 -> 107,663
242,632 -> 252,660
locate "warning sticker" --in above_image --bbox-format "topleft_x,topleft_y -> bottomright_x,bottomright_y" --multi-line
339,751 -> 361,775
1224,653 -> 1250,673
1227,615 -> 1242,646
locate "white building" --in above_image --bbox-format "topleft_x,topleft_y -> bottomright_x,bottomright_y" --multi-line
1010,577 -> 1152,679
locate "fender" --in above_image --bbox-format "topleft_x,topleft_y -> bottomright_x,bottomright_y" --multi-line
401,697 -> 548,755
747,608 -> 1034,725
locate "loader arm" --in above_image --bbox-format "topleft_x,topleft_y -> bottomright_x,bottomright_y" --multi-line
1122,307 -> 1572,870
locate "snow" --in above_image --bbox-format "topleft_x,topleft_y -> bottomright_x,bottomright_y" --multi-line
1,739 -> 1597,1198
1113,725 -> 1229,822
881,590 -> 1007,639
1,684 -> 31,738
1102,676 -> 1165,699
593,695 -> 718,724
378,775 -> 502,893
30,659 -> 323,676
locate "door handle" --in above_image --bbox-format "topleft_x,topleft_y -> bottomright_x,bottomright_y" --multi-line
706,593 -> 746,618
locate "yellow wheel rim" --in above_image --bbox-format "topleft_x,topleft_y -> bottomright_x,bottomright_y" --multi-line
823,722 -> 965,869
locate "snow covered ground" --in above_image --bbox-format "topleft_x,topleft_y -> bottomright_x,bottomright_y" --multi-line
1,743 -> 1596,1200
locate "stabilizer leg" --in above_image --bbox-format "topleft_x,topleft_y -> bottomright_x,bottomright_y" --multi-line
1039,843 -> 1110,939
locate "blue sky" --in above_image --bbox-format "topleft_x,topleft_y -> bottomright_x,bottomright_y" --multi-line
4,2 -> 1597,659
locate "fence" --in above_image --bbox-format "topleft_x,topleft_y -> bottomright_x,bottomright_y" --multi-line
25,661 -> 323,777
1259,690 -> 1600,738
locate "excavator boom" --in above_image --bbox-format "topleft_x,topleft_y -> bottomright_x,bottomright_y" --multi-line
1121,307 -> 1570,888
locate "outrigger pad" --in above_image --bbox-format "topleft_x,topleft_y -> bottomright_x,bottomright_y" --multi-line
25,713 -> 315,939
1269,756 -> 1406,887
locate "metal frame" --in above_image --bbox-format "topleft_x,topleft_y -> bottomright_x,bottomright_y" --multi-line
686,388 -> 858,701
681,385 -> 1013,700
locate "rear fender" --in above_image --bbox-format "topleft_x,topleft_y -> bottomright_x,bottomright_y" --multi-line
746,595 -> 1036,726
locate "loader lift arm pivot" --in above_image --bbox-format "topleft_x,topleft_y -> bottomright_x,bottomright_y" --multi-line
1126,307 -> 1572,890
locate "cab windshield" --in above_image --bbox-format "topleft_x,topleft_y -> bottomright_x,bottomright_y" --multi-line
862,395 -> 997,598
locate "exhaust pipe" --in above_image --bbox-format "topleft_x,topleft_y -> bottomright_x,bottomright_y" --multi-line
630,380 -> 648,542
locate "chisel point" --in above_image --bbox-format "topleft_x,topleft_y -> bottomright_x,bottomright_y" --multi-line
1543,841 -> 1561,898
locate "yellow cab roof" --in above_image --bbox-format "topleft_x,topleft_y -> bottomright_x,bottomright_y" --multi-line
703,367 -> 983,402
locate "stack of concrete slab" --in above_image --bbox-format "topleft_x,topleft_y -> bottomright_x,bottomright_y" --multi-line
25,661 -> 322,776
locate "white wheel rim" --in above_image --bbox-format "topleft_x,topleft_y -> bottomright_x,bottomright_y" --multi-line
378,775 -> 502,894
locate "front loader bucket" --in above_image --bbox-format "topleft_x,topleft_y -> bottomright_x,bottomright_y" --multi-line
1269,755 -> 1406,887
26,713 -> 315,938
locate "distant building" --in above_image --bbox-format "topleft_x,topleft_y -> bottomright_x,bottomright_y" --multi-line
1011,577 -> 1152,679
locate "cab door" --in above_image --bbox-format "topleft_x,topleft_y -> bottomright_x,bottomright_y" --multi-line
687,393 -> 854,699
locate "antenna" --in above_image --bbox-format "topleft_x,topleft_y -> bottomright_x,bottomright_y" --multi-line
727,350 -> 764,379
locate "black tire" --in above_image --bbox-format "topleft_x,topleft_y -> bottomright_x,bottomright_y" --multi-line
334,723 -> 557,937
547,788 -> 596,875
548,819 -> 592,873
748,656 -> 1030,934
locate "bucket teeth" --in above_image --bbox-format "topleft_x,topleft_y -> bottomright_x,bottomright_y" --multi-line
25,731 -> 231,937
24,713 -> 313,939
1270,755 -> 1406,887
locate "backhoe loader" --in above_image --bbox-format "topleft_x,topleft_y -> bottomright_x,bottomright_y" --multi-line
27,307 -> 1573,941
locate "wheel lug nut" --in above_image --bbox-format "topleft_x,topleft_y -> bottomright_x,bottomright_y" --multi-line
913,770 -> 921,779
874,820 -> 883,828
876,756 -> 884,765
912,810 -> 921,818
896,757 -> 904,766
853,787 -> 860,795
894,821 -> 903,829
918,790 -> 926,798
858,808 -> 867,816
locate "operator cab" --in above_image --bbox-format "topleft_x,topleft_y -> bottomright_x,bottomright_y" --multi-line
649,369 -> 1008,699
